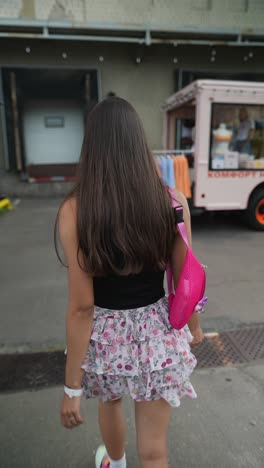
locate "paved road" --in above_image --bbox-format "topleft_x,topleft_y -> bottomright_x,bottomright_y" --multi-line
0,198 -> 263,352
0,363 -> 264,468
1,199 -> 264,468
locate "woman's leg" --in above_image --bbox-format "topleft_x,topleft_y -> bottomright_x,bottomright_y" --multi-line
135,399 -> 172,468
98,398 -> 126,461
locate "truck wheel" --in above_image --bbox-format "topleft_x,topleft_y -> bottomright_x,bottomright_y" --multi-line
247,189 -> 264,231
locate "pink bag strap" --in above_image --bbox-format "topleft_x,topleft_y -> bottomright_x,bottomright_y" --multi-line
176,215 -> 189,247
167,187 -> 189,247
166,187 -> 190,295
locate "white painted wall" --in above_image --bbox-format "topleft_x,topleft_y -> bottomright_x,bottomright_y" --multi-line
23,100 -> 84,165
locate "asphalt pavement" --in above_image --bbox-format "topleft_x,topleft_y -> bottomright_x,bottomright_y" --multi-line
0,199 -> 263,353
0,363 -> 264,468
0,198 -> 264,467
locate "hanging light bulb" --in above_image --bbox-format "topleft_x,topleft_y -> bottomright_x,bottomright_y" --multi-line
249,51 -> 254,58
99,56 -> 104,62
136,57 -> 141,64
244,56 -> 248,62
210,56 -> 216,62
211,49 -> 216,56
173,57 -> 178,64
25,46 -> 31,53
62,52 -> 67,59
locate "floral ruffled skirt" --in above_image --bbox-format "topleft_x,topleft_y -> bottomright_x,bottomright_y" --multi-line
81,296 -> 197,407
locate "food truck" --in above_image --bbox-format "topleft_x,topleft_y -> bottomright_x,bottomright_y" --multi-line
161,80 -> 264,230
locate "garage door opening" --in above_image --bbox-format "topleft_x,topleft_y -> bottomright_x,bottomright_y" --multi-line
2,67 -> 99,179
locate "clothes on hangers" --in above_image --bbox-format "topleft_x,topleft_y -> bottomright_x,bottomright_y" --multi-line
160,157 -> 167,182
182,155 -> 192,198
166,156 -> 175,189
174,157 -> 183,193
155,154 -> 191,198
173,155 -> 191,199
159,156 -> 173,188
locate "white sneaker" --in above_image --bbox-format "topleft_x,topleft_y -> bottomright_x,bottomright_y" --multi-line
95,445 -> 110,468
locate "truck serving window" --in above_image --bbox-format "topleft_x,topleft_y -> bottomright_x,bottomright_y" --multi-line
210,103 -> 264,171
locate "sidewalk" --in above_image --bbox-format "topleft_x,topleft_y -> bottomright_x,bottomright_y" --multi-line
1,363 -> 264,468
1,198 -> 264,467
0,171 -> 74,198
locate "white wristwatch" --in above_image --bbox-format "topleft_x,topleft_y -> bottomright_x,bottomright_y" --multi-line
64,385 -> 83,398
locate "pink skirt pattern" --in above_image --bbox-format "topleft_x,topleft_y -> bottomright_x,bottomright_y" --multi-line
81,296 -> 197,407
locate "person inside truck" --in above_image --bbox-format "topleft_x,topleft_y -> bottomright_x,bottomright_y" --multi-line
234,107 -> 255,154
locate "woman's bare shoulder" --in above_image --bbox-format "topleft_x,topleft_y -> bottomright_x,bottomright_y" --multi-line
58,197 -> 77,243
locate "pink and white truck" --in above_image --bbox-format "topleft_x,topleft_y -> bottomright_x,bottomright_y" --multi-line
162,80 -> 264,230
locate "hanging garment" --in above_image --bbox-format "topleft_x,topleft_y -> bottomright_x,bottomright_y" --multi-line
160,156 -> 168,183
174,157 -> 183,193
182,156 -> 192,199
173,156 -> 191,199
164,156 -> 173,187
166,156 -> 175,189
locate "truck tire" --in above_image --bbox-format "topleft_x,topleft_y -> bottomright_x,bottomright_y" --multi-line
247,189 -> 264,231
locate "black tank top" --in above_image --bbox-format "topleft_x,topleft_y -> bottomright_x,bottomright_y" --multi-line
93,270 -> 165,310
93,206 -> 182,310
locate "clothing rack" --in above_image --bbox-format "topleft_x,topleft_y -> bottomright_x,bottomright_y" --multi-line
154,150 -> 192,198
153,149 -> 193,156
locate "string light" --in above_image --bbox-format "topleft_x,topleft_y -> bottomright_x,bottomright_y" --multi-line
249,51 -> 254,58
62,52 -> 67,59
99,56 -> 104,62
209,46 -> 216,62
136,57 -> 141,64
25,46 -> 31,53
173,57 -> 178,64
244,56 -> 248,62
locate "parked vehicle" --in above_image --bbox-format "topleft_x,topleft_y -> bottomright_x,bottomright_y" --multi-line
162,80 -> 264,230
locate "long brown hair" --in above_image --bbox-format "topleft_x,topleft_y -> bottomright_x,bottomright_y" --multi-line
55,97 -> 175,275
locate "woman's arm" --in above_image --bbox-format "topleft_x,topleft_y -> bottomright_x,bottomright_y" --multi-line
171,190 -> 204,345
59,198 -> 94,388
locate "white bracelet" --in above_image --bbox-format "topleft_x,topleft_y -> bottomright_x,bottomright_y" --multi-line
64,385 -> 83,398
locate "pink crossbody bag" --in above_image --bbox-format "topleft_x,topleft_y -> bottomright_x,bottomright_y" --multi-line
166,188 -> 207,330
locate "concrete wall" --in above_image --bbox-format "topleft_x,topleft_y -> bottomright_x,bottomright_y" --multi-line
0,115 -> 5,170
0,0 -> 264,30
1,38 -> 264,152
0,40 -> 175,150
0,68 -> 7,171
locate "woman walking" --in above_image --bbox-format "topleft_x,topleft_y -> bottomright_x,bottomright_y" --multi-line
56,97 -> 204,468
